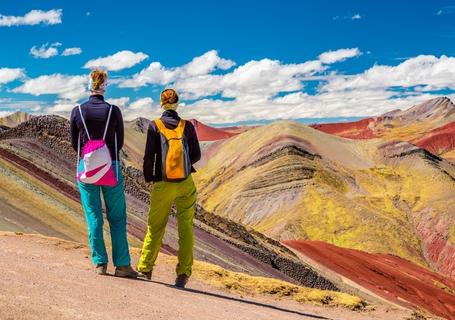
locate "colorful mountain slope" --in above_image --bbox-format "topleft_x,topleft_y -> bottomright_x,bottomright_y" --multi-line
0,111 -> 33,128
311,117 -> 379,139
123,117 -> 151,168
194,120 -> 455,279
312,97 -> 455,159
0,155 -> 88,243
284,240 -> 455,320
413,121 -> 455,155
189,119 -> 240,141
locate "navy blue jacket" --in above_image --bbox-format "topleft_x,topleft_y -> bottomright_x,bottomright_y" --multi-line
143,110 -> 201,182
70,95 -> 124,159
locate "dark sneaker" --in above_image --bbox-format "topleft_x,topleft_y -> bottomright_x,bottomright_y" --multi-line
96,263 -> 107,275
114,265 -> 138,278
175,274 -> 189,288
138,271 -> 152,280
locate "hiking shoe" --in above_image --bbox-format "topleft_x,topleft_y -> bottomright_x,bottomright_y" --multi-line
138,271 -> 152,280
114,265 -> 138,278
175,274 -> 189,288
95,263 -> 107,275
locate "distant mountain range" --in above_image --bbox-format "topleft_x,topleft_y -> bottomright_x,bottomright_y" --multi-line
312,97 -> 455,160
0,111 -> 33,129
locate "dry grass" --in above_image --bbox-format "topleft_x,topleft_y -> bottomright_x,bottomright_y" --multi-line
161,254 -> 368,310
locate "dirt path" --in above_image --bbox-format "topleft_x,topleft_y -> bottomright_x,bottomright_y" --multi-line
0,233 -> 415,320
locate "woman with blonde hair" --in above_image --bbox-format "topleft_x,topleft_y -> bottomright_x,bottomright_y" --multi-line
70,69 -> 137,278
137,88 -> 201,288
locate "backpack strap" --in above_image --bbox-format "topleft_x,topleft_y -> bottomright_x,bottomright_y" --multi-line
78,105 -> 91,140
154,119 -> 167,136
76,132 -> 80,176
154,119 -> 186,139
115,132 -> 118,180
175,120 -> 186,137
104,104 -> 118,179
102,104 -> 113,140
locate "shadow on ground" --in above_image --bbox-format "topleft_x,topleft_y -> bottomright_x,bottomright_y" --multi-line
146,279 -> 332,320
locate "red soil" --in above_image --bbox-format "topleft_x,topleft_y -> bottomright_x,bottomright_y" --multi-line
413,121 -> 455,155
189,119 -> 240,141
284,240 -> 455,320
414,213 -> 455,279
310,118 -> 379,139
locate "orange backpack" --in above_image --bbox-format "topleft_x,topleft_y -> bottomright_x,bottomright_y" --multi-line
154,119 -> 192,181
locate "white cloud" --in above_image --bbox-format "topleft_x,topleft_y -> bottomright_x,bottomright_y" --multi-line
0,98 -> 45,113
107,97 -> 130,106
0,68 -> 25,84
46,96 -> 159,120
13,74 -> 87,100
120,50 -> 325,102
47,98 -> 135,117
62,47 -> 82,56
30,43 -> 82,58
129,97 -> 153,110
351,14 -> 362,20
84,50 -> 148,71
318,48 -> 362,64
176,58 -> 324,100
435,6 -> 455,16
45,100 -> 76,115
333,14 -> 362,21
322,55 -> 455,92
119,50 -> 235,88
115,51 -> 455,124
183,50 -> 235,76
172,89 -> 437,124
30,42 -> 61,59
0,9 -> 62,27
121,97 -> 162,120
10,47 -> 455,125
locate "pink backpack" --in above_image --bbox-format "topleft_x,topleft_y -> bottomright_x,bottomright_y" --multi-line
77,104 -> 118,186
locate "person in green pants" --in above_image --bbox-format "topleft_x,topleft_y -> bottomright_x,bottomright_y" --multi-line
137,88 -> 201,288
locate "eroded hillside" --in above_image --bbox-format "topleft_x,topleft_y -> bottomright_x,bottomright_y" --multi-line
194,120 -> 455,278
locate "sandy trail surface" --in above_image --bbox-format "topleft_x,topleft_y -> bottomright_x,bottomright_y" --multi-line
0,233 -> 418,320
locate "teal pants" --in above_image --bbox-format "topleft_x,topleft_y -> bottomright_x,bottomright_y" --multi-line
77,161 -> 131,267
137,175 -> 196,277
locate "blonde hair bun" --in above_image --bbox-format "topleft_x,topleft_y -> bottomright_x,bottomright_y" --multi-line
89,69 -> 108,91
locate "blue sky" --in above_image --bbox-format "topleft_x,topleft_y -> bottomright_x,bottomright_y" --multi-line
0,0 -> 455,124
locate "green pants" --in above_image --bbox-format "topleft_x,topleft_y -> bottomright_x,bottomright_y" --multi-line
137,175 -> 196,277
